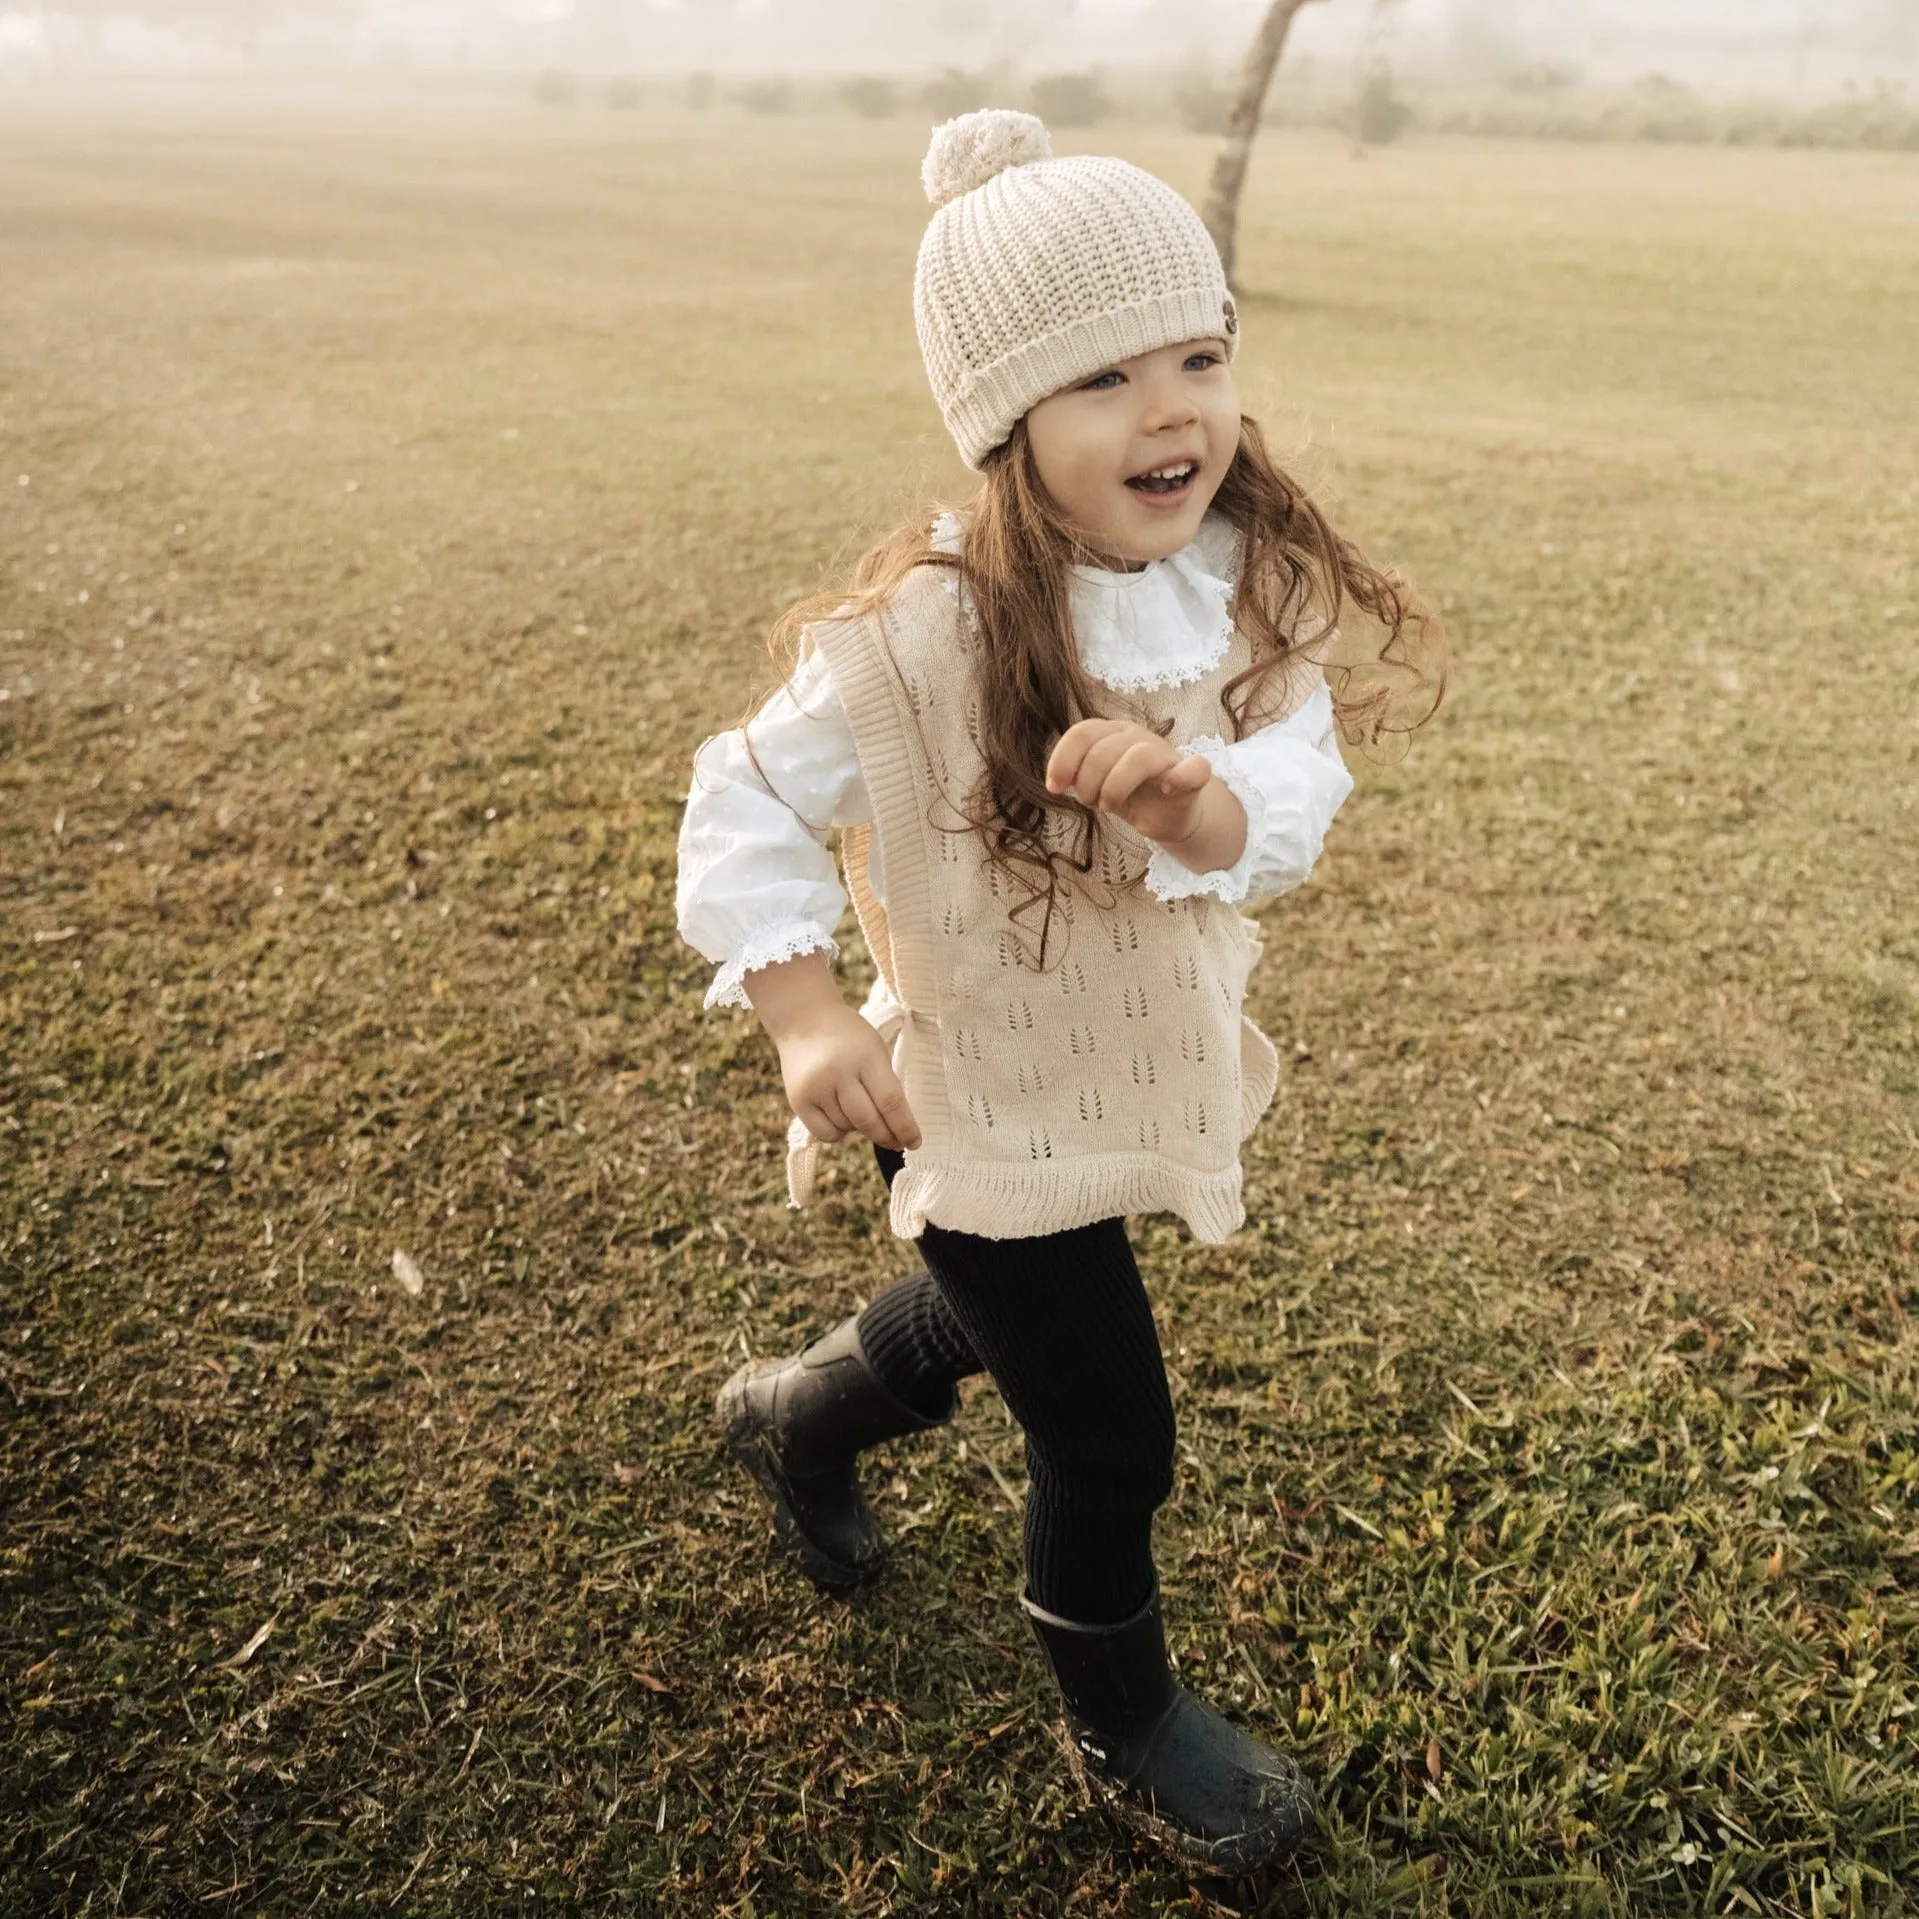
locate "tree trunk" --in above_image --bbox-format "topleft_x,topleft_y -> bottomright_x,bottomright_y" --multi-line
1200,0 -> 1326,287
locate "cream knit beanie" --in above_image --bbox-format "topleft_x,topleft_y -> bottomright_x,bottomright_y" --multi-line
913,109 -> 1240,470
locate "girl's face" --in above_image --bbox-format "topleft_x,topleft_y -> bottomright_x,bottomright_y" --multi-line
1022,337 -> 1238,568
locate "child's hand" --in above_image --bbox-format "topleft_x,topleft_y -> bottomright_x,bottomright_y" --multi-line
775,1003 -> 923,1152
1045,718 -> 1214,849
744,951 -> 922,1151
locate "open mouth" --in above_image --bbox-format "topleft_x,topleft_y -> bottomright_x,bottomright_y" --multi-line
1125,460 -> 1198,497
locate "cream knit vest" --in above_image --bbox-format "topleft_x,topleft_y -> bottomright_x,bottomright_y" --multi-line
791,562 -> 1283,1245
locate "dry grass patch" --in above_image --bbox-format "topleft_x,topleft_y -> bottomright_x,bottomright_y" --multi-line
2,102 -> 1915,1916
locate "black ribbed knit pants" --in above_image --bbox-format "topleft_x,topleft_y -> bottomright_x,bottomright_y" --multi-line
854,1144 -> 1175,1625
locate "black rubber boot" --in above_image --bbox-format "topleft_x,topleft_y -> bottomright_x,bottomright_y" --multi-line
717,1312 -> 953,1593
1023,1578 -> 1317,1875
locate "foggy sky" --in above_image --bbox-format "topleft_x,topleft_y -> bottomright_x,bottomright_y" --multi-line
2,0 -> 1914,95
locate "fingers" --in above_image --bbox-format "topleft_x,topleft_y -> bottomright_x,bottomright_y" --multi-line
1072,732 -> 1139,806
1054,730 -> 1211,813
861,1065 -> 923,1151
1051,721 -> 1166,805
835,1079 -> 891,1150
1155,754 -> 1213,796
1044,718 -> 1128,796
1097,740 -> 1181,814
803,1092 -> 853,1144
802,1072 -> 921,1153
787,1017 -> 925,1153
839,1067 -> 923,1152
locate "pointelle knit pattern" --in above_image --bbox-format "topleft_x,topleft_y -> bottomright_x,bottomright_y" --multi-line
786,561 -> 1292,1244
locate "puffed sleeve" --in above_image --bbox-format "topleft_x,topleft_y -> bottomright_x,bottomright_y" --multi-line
1143,669 -> 1354,908
674,645 -> 871,1011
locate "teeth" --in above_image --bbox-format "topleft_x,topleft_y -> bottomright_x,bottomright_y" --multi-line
1140,463 -> 1194,481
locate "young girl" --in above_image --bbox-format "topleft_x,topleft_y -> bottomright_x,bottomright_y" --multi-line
675,110 -> 1441,1876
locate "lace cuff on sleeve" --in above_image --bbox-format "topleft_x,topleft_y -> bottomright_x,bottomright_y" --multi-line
703,923 -> 842,1012
1142,734 -> 1270,906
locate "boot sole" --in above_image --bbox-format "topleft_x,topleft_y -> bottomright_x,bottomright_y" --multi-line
716,1363 -> 876,1596
1060,1722 -> 1316,1878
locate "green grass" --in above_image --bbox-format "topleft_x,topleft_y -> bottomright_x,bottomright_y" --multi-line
1,98 -> 1916,1917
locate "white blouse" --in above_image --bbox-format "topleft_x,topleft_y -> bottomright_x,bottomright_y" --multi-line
676,512 -> 1355,1011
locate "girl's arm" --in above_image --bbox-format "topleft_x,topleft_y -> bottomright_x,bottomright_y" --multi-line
674,648 -> 863,1010
1142,673 -> 1353,908
674,649 -> 920,1150
1046,717 -> 1248,868
745,951 -> 922,1151
1047,671 -> 1351,909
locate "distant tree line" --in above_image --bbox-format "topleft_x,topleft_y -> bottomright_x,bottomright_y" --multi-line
516,59 -> 1919,158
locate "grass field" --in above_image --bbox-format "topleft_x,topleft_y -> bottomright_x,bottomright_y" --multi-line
2,95 -> 1916,1917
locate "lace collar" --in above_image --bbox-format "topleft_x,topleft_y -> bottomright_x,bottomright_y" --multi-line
930,510 -> 1241,694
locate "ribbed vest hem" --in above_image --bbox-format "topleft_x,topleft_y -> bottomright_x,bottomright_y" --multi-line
887,1152 -> 1246,1246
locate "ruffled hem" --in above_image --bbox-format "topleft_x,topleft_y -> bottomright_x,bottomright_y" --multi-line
885,1151 -> 1247,1245
703,924 -> 841,1011
1143,734 -> 1269,905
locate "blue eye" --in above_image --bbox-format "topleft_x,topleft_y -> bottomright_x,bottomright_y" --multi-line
1082,369 -> 1124,390
1184,351 -> 1220,371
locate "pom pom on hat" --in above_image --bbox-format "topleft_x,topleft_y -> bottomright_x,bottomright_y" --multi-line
921,108 -> 1052,207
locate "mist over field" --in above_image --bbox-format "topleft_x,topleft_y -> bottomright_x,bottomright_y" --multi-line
2,0 -> 1917,97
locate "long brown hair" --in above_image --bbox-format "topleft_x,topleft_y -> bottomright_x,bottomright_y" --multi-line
742,415 -> 1446,968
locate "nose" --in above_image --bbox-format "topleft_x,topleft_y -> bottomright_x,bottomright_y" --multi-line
1137,366 -> 1200,434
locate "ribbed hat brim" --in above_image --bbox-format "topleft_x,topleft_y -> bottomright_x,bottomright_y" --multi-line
943,286 -> 1241,469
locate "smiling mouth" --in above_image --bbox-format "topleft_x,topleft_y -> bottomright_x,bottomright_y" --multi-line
1125,461 -> 1198,496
